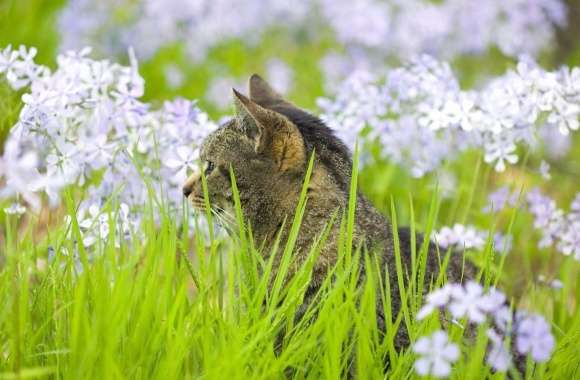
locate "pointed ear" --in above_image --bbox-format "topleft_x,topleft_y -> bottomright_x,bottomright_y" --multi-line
249,74 -> 295,108
233,88 -> 305,172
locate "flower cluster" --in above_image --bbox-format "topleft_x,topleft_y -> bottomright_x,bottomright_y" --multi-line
432,224 -> 512,254
318,55 -> 580,177
415,282 -> 555,376
0,45 -> 217,246
58,0 -> 566,65
58,0 -> 311,61
205,59 -> 293,110
482,186 -> 580,260
413,330 -> 460,378
319,0 -> 567,76
527,189 -> 580,259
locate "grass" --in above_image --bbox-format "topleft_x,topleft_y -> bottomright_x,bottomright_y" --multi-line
1,0 -> 580,378
1,144 -> 579,379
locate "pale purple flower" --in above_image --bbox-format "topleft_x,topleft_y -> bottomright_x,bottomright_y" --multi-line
483,135 -> 519,172
56,0 -> 568,69
486,329 -> 512,372
75,202 -> 139,248
0,45 -> 216,242
547,99 -> 580,135
413,330 -> 460,378
494,233 -> 513,254
46,143 -> 81,182
83,134 -> 115,169
164,145 -> 198,184
0,45 -> 46,89
164,64 -> 184,89
558,221 -> 580,260
206,76 -> 244,110
492,306 -> 514,332
417,284 -> 457,320
0,138 -> 45,211
570,193 -> 580,217
265,58 -> 293,94
483,186 -> 519,213
320,54 -> 579,177
539,160 -> 551,180
527,188 -> 566,248
449,282 -> 504,324
320,0 -> 391,48
432,224 -> 487,251
540,123 -> 572,159
4,202 -> 27,215
515,313 -> 555,363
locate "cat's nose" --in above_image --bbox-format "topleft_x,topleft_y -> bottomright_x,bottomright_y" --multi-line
182,184 -> 193,198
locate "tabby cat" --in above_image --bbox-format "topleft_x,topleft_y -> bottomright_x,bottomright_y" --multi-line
182,74 -> 473,350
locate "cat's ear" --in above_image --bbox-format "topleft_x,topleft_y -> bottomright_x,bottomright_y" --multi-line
249,74 -> 294,108
233,88 -> 305,171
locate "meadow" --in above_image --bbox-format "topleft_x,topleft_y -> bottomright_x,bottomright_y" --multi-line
0,0 -> 579,378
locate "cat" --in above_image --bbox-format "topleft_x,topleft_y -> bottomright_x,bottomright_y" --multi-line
182,74 -> 474,350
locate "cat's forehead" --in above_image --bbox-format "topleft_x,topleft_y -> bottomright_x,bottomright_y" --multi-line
199,119 -> 242,159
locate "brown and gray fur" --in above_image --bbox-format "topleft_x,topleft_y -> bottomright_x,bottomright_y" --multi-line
183,75 -> 474,351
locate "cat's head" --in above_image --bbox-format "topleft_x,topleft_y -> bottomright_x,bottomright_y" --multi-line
182,75 -> 351,231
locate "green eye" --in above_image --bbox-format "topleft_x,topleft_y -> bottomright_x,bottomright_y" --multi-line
205,161 -> 215,176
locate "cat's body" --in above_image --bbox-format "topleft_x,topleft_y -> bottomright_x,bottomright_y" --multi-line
183,75 -> 472,350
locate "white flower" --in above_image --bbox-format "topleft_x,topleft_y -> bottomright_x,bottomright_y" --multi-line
0,138 -> 45,211
486,329 -> 512,372
449,282 -> 504,324
432,224 -> 486,250
483,134 -> 519,172
539,160 -> 551,180
164,145 -> 198,184
417,284 -> 457,320
557,221 -> 580,260
413,330 -> 460,378
265,58 -> 293,94
547,98 -> 580,136
4,202 -> 26,215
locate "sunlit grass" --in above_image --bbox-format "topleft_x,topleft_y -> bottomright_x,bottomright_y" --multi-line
1,144 -> 578,379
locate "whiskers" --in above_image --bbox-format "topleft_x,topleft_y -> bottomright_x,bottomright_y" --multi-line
189,197 -> 237,231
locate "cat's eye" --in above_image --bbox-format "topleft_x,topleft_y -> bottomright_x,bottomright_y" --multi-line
204,161 -> 215,176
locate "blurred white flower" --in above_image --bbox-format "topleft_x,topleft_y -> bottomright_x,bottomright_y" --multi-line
206,76 -> 244,110
320,54 -> 579,177
515,313 -> 555,363
265,58 -> 293,94
432,224 -> 487,250
417,284 -> 457,320
483,186 -> 519,213
558,220 -> 580,260
413,330 -> 460,378
448,282 -> 505,324
0,45 -> 216,243
539,160 -> 551,180
486,329 -> 512,372
4,202 -> 27,215
164,145 -> 198,184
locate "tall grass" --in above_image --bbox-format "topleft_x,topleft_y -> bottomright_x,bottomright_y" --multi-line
1,145 -> 578,379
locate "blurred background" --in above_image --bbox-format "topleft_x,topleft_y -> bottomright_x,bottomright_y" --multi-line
2,0 -> 580,117
0,0 -> 579,297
